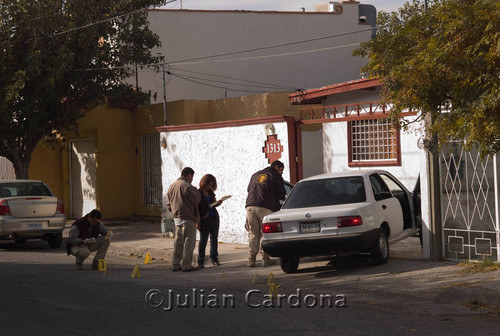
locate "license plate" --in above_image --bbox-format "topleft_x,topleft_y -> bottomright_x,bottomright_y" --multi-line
299,222 -> 320,234
26,222 -> 43,230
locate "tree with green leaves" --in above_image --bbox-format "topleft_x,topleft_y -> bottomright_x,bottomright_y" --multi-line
354,0 -> 499,155
0,0 -> 164,178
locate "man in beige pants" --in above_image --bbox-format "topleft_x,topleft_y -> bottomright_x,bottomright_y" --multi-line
68,209 -> 111,270
167,167 -> 201,272
245,160 -> 286,267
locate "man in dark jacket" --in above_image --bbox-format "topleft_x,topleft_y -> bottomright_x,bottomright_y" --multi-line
245,160 -> 286,267
68,209 -> 111,270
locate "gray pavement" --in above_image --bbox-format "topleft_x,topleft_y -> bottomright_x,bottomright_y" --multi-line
66,218 -> 500,315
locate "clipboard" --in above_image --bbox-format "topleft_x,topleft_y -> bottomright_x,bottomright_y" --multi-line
209,195 -> 231,207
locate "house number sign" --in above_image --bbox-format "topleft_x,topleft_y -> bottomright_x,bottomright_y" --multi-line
262,134 -> 283,164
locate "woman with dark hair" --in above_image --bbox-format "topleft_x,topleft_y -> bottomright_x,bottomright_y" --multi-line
197,174 -> 223,268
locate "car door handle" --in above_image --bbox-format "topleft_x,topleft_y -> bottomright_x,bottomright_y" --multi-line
382,205 -> 387,210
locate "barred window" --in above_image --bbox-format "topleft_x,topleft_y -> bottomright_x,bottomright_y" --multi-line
142,134 -> 162,206
348,118 -> 401,167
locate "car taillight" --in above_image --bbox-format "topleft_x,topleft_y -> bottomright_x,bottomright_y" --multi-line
262,222 -> 283,233
56,200 -> 65,214
0,200 -> 11,216
338,216 -> 363,228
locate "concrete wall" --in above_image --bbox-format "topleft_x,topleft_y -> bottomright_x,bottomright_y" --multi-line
159,117 -> 295,244
132,3 -> 371,102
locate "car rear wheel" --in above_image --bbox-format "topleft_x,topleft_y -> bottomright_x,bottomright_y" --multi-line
47,232 -> 63,249
280,256 -> 300,273
370,229 -> 389,265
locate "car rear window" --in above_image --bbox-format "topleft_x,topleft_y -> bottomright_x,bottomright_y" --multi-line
282,176 -> 366,209
0,182 -> 52,197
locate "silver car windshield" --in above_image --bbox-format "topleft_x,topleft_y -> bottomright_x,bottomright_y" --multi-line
282,176 -> 366,209
0,182 -> 52,197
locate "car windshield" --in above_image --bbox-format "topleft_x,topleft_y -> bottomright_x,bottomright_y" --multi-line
0,182 -> 52,197
282,176 -> 366,209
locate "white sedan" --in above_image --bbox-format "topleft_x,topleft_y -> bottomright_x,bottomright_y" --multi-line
0,180 -> 66,248
261,170 -> 420,273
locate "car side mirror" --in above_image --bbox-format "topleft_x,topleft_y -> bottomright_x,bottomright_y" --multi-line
374,194 -> 382,201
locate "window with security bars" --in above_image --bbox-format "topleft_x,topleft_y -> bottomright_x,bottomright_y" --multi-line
142,134 -> 162,206
348,118 -> 401,167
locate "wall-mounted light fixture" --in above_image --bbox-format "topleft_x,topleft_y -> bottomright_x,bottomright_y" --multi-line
417,137 -> 433,150
161,137 -> 167,149
264,123 -> 276,136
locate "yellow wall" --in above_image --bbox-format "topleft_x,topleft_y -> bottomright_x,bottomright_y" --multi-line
30,91 -> 304,219
30,105 -> 134,219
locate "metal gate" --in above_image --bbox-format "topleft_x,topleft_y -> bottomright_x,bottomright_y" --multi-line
440,142 -> 500,261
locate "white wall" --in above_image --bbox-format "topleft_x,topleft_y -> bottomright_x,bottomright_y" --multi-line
301,128 -> 324,178
0,157 -> 15,180
160,121 -> 291,244
135,3 -> 371,102
322,118 -> 424,191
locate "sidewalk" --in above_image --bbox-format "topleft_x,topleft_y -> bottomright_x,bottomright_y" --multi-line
64,218 -> 249,264
77,219 -> 500,311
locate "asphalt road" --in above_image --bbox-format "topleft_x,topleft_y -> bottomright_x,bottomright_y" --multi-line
0,240 -> 499,336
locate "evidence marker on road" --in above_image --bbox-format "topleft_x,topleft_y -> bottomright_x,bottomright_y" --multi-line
131,265 -> 142,278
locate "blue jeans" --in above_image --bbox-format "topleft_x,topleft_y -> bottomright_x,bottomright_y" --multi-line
197,216 -> 219,265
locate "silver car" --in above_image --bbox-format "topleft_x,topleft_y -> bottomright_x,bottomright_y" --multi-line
261,170 -> 420,273
0,180 -> 66,248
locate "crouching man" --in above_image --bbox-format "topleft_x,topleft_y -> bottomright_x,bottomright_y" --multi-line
68,209 -> 111,270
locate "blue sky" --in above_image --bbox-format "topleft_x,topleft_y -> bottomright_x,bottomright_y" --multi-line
162,0 -> 410,13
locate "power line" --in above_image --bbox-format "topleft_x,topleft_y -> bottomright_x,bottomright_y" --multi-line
168,73 -> 268,94
168,67 -> 297,90
169,43 -> 361,66
167,70 -> 297,90
51,0 -> 178,36
74,40 -> 361,72
167,25 -> 381,64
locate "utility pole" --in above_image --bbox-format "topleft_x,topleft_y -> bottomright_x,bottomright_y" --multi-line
162,63 -> 167,126
426,119 -> 443,260
422,1 -> 442,260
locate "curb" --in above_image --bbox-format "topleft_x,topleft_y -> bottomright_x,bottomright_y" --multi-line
108,244 -> 173,262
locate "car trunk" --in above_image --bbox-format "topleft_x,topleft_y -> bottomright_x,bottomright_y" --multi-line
7,196 -> 58,218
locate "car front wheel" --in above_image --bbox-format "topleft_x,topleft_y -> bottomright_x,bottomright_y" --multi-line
370,229 -> 389,265
280,256 -> 300,273
47,232 -> 63,249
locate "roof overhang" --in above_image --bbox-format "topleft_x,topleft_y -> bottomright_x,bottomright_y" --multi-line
289,78 -> 381,105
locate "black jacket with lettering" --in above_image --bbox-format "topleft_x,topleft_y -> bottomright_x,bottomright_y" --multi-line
245,166 -> 286,212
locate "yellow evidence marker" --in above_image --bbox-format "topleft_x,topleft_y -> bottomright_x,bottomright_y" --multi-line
98,259 -> 107,271
131,265 -> 141,278
252,270 -> 260,284
267,272 -> 276,286
268,282 -> 281,298
144,252 -> 153,264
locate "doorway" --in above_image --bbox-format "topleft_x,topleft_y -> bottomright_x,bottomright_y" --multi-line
70,138 -> 97,218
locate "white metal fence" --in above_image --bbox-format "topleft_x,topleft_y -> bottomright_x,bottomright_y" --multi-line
440,142 -> 499,261
0,157 -> 15,180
